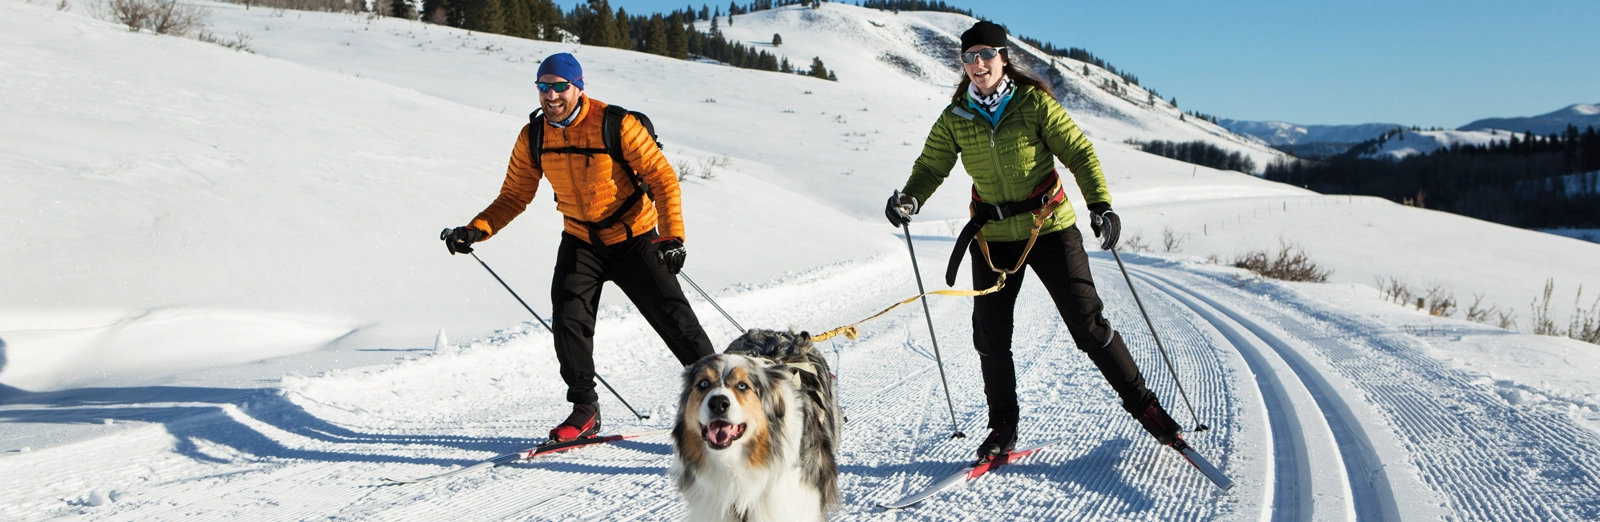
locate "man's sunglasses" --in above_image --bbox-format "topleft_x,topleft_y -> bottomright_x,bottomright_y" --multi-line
536,81 -> 576,93
960,47 -> 1005,64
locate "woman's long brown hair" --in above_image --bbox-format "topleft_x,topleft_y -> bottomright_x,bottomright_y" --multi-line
951,48 -> 1055,106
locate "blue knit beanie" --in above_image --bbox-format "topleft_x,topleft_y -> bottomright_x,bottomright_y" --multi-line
537,53 -> 584,90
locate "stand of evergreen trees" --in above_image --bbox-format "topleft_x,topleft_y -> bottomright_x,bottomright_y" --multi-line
859,0 -> 969,16
1140,140 -> 1256,173
1265,125 -> 1600,229
413,0 -> 835,80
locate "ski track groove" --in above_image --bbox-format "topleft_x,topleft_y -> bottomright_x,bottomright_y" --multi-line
1142,260 -> 1600,521
68,249 -> 1600,520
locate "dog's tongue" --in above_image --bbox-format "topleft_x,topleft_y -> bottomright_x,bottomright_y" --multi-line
706,421 -> 742,446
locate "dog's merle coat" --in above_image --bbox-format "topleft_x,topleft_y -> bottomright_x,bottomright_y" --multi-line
670,329 -> 841,521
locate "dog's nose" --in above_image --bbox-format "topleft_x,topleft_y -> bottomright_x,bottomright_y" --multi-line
709,395 -> 729,415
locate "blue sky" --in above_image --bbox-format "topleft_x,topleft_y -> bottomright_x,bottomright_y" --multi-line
590,0 -> 1597,128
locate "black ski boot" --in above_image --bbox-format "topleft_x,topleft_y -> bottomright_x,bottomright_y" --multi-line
548,402 -> 601,443
975,421 -> 1017,463
1135,400 -> 1182,446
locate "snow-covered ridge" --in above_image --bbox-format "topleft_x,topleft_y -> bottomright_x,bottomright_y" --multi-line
701,4 -> 1287,172
1358,128 -> 1513,160
1460,102 -> 1600,135
1220,118 -> 1403,147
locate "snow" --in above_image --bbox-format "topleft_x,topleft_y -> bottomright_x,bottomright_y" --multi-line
4,1 -> 1600,520
1220,119 -> 1403,147
1362,128 -> 1511,160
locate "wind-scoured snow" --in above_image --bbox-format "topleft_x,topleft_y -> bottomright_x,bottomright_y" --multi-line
4,1 -> 1600,520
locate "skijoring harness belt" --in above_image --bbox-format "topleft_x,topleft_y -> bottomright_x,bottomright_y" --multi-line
944,170 -> 1067,287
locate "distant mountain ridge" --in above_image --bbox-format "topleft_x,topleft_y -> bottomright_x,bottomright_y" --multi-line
1225,103 -> 1600,151
1459,103 -> 1600,135
1218,119 -> 1402,147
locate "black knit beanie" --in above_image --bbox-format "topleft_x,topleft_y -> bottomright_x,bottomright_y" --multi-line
960,21 -> 1008,52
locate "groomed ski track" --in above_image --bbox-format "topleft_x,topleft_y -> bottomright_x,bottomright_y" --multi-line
6,237 -> 1600,521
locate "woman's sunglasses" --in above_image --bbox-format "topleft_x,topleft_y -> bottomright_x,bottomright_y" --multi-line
960,47 -> 1005,64
536,81 -> 576,93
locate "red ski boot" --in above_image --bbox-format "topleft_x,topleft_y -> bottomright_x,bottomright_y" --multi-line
548,403 -> 601,443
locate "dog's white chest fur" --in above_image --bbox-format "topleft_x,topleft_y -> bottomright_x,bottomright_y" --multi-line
670,331 -> 841,522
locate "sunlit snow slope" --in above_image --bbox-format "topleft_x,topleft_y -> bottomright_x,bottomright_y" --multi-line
4,2 -> 1600,521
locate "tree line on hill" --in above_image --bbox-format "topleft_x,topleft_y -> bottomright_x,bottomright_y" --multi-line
1139,140 -> 1257,173
1265,125 -> 1600,229
409,0 -> 836,79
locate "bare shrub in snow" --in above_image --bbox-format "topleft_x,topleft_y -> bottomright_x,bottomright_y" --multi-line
1466,294 -> 1495,323
95,0 -> 210,36
1121,232 -> 1150,253
1232,241 -> 1330,283
1422,284 -> 1456,317
198,29 -> 253,51
58,0 -> 71,11
246,0 -> 353,12
1567,286 -> 1599,344
1530,279 -> 1559,336
1161,227 -> 1184,253
1377,276 -> 1414,306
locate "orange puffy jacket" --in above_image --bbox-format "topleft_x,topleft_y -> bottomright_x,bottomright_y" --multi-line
469,96 -> 685,245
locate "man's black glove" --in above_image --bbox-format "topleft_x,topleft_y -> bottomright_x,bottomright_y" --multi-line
655,237 -> 687,275
885,190 -> 919,228
441,226 -> 486,255
1087,203 -> 1120,251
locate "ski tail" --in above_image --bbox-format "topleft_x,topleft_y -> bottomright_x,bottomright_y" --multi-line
382,429 -> 668,485
1172,439 -> 1233,491
878,438 -> 1065,510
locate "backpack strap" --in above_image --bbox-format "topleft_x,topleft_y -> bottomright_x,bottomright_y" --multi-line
527,104 -> 662,254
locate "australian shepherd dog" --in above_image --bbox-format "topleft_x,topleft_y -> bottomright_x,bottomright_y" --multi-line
670,329 -> 842,522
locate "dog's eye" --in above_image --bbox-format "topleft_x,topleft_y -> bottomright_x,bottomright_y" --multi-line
736,382 -> 749,391
698,379 -> 710,389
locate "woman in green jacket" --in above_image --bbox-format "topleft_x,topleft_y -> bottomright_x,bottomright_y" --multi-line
886,21 -> 1183,461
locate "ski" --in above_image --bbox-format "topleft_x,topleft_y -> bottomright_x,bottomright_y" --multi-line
1171,438 -> 1233,491
879,438 -> 1064,510
382,429 -> 669,485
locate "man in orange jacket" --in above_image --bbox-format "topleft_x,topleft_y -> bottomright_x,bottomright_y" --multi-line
442,53 -> 714,442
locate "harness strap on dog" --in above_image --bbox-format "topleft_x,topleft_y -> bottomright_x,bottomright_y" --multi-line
944,170 -> 1067,286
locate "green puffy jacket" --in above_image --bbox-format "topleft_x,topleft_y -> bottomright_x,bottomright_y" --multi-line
901,84 -> 1111,242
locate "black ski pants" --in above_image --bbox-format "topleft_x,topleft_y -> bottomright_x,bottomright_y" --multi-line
551,230 -> 715,404
969,226 -> 1156,428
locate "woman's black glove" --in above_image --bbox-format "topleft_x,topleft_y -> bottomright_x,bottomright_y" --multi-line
441,226 -> 486,255
1087,203 -> 1120,251
885,190 -> 919,227
655,237 -> 687,274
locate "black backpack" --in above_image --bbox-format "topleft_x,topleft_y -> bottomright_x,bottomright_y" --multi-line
527,104 -> 661,251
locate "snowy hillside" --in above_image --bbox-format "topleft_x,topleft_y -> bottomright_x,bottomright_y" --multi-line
1358,128 -> 1513,160
1460,102 -> 1600,135
699,5 -> 1287,173
5,1 -> 1600,520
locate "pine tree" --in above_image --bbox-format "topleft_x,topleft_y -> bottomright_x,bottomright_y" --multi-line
614,7 -> 634,49
780,56 -> 792,73
667,12 -> 688,58
647,14 -> 669,55
463,0 -> 504,34
578,0 -> 620,47
772,33 -> 782,46
502,0 -> 534,38
392,0 -> 415,18
809,56 -> 828,79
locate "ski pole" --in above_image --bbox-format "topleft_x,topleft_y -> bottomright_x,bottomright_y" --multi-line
900,224 -> 967,439
466,250 -> 651,421
676,270 -> 745,333
1108,247 -> 1208,432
